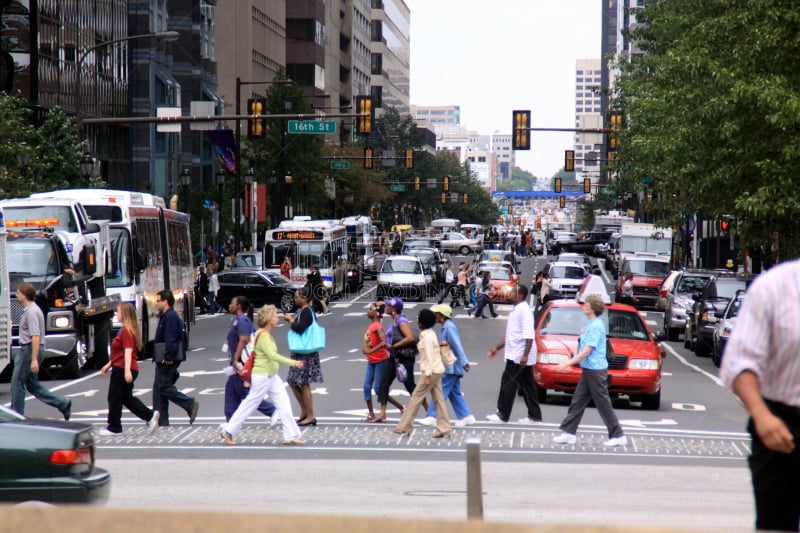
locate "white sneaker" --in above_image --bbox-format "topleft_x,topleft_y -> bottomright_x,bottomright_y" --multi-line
454,415 -> 476,427
147,411 -> 160,433
97,428 -> 121,436
552,432 -> 577,445
485,413 -> 506,422
603,435 -> 628,447
418,416 -> 436,426
270,413 -> 279,428
517,417 -> 539,425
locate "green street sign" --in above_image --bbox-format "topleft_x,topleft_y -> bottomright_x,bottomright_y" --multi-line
330,160 -> 350,170
389,184 -> 405,192
287,120 -> 337,134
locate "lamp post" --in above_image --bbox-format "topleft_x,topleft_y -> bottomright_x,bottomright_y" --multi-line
80,152 -> 95,182
244,168 -> 254,250
284,171 -> 293,220
215,169 -> 226,257
180,167 -> 191,213
268,171 -> 279,228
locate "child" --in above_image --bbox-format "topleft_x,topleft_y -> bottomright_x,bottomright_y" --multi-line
362,303 -> 389,422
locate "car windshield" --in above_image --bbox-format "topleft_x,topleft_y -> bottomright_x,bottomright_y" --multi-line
382,259 -> 422,274
482,269 -> 511,281
625,260 -> 670,277
726,296 -> 744,319
677,275 -> 710,293
550,265 -> 586,279
717,281 -> 746,299
539,307 -> 650,340
234,254 -> 260,267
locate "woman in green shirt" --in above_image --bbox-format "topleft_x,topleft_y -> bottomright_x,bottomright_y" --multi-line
219,305 -> 305,446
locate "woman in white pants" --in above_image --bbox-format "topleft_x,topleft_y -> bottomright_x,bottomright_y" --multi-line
219,305 -> 305,445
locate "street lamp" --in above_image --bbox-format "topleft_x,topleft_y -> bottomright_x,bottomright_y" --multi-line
80,152 -> 95,181
180,167 -> 191,213
244,168 -> 254,250
284,171 -> 293,220
216,169 -> 226,256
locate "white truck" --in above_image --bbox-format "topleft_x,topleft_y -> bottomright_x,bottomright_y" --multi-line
0,210 -> 10,373
608,222 -> 673,279
0,197 -> 118,378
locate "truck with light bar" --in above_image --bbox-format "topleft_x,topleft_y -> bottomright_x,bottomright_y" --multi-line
0,198 -> 118,379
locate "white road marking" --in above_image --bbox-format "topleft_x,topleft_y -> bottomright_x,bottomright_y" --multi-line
661,343 -> 724,386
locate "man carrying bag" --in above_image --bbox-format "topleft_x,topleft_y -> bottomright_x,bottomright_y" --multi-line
152,289 -> 199,426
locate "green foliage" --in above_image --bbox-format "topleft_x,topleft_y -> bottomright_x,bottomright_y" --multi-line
616,0 -> 800,263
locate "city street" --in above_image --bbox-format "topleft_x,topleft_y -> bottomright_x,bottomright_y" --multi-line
0,254 -> 756,530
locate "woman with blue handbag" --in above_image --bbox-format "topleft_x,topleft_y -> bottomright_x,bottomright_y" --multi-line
284,287 -> 324,426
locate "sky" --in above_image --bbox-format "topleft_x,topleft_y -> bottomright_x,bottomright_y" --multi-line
405,0 -> 602,179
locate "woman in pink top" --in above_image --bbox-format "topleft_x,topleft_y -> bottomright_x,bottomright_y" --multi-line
362,303 -> 389,422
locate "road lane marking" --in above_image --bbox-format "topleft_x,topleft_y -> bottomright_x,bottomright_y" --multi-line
662,343 -> 724,386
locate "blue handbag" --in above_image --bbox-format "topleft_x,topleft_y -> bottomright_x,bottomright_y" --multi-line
287,309 -> 326,354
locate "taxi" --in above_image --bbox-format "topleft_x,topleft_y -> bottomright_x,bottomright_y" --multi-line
533,275 -> 665,410
475,262 -> 518,303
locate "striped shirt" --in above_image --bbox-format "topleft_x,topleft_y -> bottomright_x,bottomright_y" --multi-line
719,259 -> 800,407
504,300 -> 535,366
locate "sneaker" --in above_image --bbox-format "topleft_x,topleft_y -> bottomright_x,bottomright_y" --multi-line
219,427 -> 237,445
270,412 -> 279,428
603,435 -> 628,447
188,401 -> 199,425
418,416 -> 436,426
517,417 -> 540,425
485,413 -> 507,423
147,411 -> 160,433
553,432 -> 577,445
97,428 -> 121,436
454,415 -> 476,427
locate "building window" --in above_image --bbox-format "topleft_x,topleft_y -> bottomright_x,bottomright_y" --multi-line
371,53 -> 382,75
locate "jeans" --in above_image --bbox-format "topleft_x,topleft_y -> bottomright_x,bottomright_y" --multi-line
363,359 -> 389,401
224,373 -> 275,421
107,367 -> 154,433
152,361 -> 195,425
559,368 -> 623,438
425,374 -> 471,420
377,355 -> 417,405
208,294 -> 221,314
11,344 -> 70,416
473,294 -> 496,318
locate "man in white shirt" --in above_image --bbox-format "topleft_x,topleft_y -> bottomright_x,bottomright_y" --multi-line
437,263 -> 456,305
486,284 -> 542,424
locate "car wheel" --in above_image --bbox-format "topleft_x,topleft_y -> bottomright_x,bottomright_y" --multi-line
694,338 -> 710,357
280,293 -> 295,313
712,345 -> 722,367
641,389 -> 661,410
536,387 -> 547,404
667,327 -> 680,342
683,324 -> 692,349
59,350 -> 82,380
459,246 -> 471,255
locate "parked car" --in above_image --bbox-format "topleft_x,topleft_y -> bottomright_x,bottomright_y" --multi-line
439,232 -> 483,255
542,261 -> 588,300
214,270 -> 304,312
376,255 -> 428,301
0,405 -> 111,504
685,274 -> 753,357
231,251 -> 263,270
712,290 -> 746,367
534,284 -> 665,409
660,269 -> 714,341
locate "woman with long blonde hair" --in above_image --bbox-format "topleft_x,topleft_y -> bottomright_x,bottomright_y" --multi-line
99,302 -> 160,435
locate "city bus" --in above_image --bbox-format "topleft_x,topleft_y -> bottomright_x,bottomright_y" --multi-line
263,218 -> 347,298
30,189 -> 195,354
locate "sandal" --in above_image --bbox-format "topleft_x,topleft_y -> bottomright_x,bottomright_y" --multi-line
362,416 -> 377,423
370,416 -> 387,423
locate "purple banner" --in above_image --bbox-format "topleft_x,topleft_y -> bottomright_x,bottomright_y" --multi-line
209,129 -> 236,175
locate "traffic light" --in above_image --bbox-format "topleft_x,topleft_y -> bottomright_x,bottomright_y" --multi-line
608,112 -> 623,151
512,110 -> 531,150
441,192 -> 447,204
364,147 -> 374,169
554,177 -> 562,193
559,196 -> 566,209
583,178 -> 591,194
463,193 -> 468,204
565,150 -> 575,172
443,176 -> 449,191
607,151 -> 616,170
404,149 -> 414,169
414,175 -> 420,191
355,95 -> 373,135
247,98 -> 266,139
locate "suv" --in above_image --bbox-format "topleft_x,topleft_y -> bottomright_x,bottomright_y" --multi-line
616,253 -> 671,309
685,274 -> 752,357
712,290 -> 746,367
376,255 -> 428,301
660,269 -> 714,340
543,261 -> 588,300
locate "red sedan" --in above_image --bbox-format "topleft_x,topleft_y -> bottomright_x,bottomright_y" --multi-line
533,299 -> 665,409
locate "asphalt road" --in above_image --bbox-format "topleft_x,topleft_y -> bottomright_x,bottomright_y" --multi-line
0,253 -> 757,530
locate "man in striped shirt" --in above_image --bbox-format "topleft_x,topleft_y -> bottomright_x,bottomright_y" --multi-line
720,260 -> 800,532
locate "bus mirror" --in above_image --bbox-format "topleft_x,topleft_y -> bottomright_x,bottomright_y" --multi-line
136,248 -> 148,271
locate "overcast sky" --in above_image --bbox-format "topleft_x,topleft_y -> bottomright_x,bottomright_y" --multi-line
405,0 -> 602,179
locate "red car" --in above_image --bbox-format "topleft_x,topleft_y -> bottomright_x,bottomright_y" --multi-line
534,297 -> 665,410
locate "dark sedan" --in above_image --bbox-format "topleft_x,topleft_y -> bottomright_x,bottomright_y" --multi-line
0,405 -> 111,504
215,270 -> 304,312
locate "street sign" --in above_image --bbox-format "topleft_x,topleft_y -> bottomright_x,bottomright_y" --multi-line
389,184 -> 405,192
287,120 -> 337,134
330,160 -> 350,170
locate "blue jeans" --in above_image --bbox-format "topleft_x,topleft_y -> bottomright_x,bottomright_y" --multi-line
363,359 -> 389,401
11,344 -> 70,416
425,374 -> 471,420
224,373 -> 275,421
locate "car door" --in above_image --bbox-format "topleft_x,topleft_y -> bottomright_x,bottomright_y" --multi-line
216,272 -> 244,307
242,272 -> 272,306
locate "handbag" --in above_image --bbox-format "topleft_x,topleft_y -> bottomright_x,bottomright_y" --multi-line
239,331 -> 264,382
287,309 -> 326,354
440,342 -> 457,367
396,362 -> 408,383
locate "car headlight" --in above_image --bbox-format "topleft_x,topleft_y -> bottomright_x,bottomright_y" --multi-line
536,352 -> 569,364
721,327 -> 734,338
49,312 -> 73,330
502,285 -> 513,292
629,358 -> 661,370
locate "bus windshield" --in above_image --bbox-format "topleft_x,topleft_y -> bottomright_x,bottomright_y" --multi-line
264,241 -> 333,270
106,228 -> 134,288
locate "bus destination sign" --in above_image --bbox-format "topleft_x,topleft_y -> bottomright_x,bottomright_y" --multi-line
274,230 -> 323,240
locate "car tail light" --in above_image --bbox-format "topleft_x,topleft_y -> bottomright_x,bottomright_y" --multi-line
51,445 -> 93,474
660,289 -> 667,298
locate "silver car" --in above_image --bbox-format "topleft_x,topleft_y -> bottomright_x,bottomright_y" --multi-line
439,232 -> 483,255
661,269 -> 714,341
376,255 -> 428,302
712,290 -> 745,368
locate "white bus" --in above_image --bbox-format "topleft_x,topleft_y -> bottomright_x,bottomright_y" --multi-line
30,189 -> 195,354
263,218 -> 347,298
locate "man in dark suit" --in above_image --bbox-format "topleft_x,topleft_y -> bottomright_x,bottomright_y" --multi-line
152,289 -> 199,426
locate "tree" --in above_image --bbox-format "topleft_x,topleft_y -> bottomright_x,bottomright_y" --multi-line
616,1 -> 800,264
